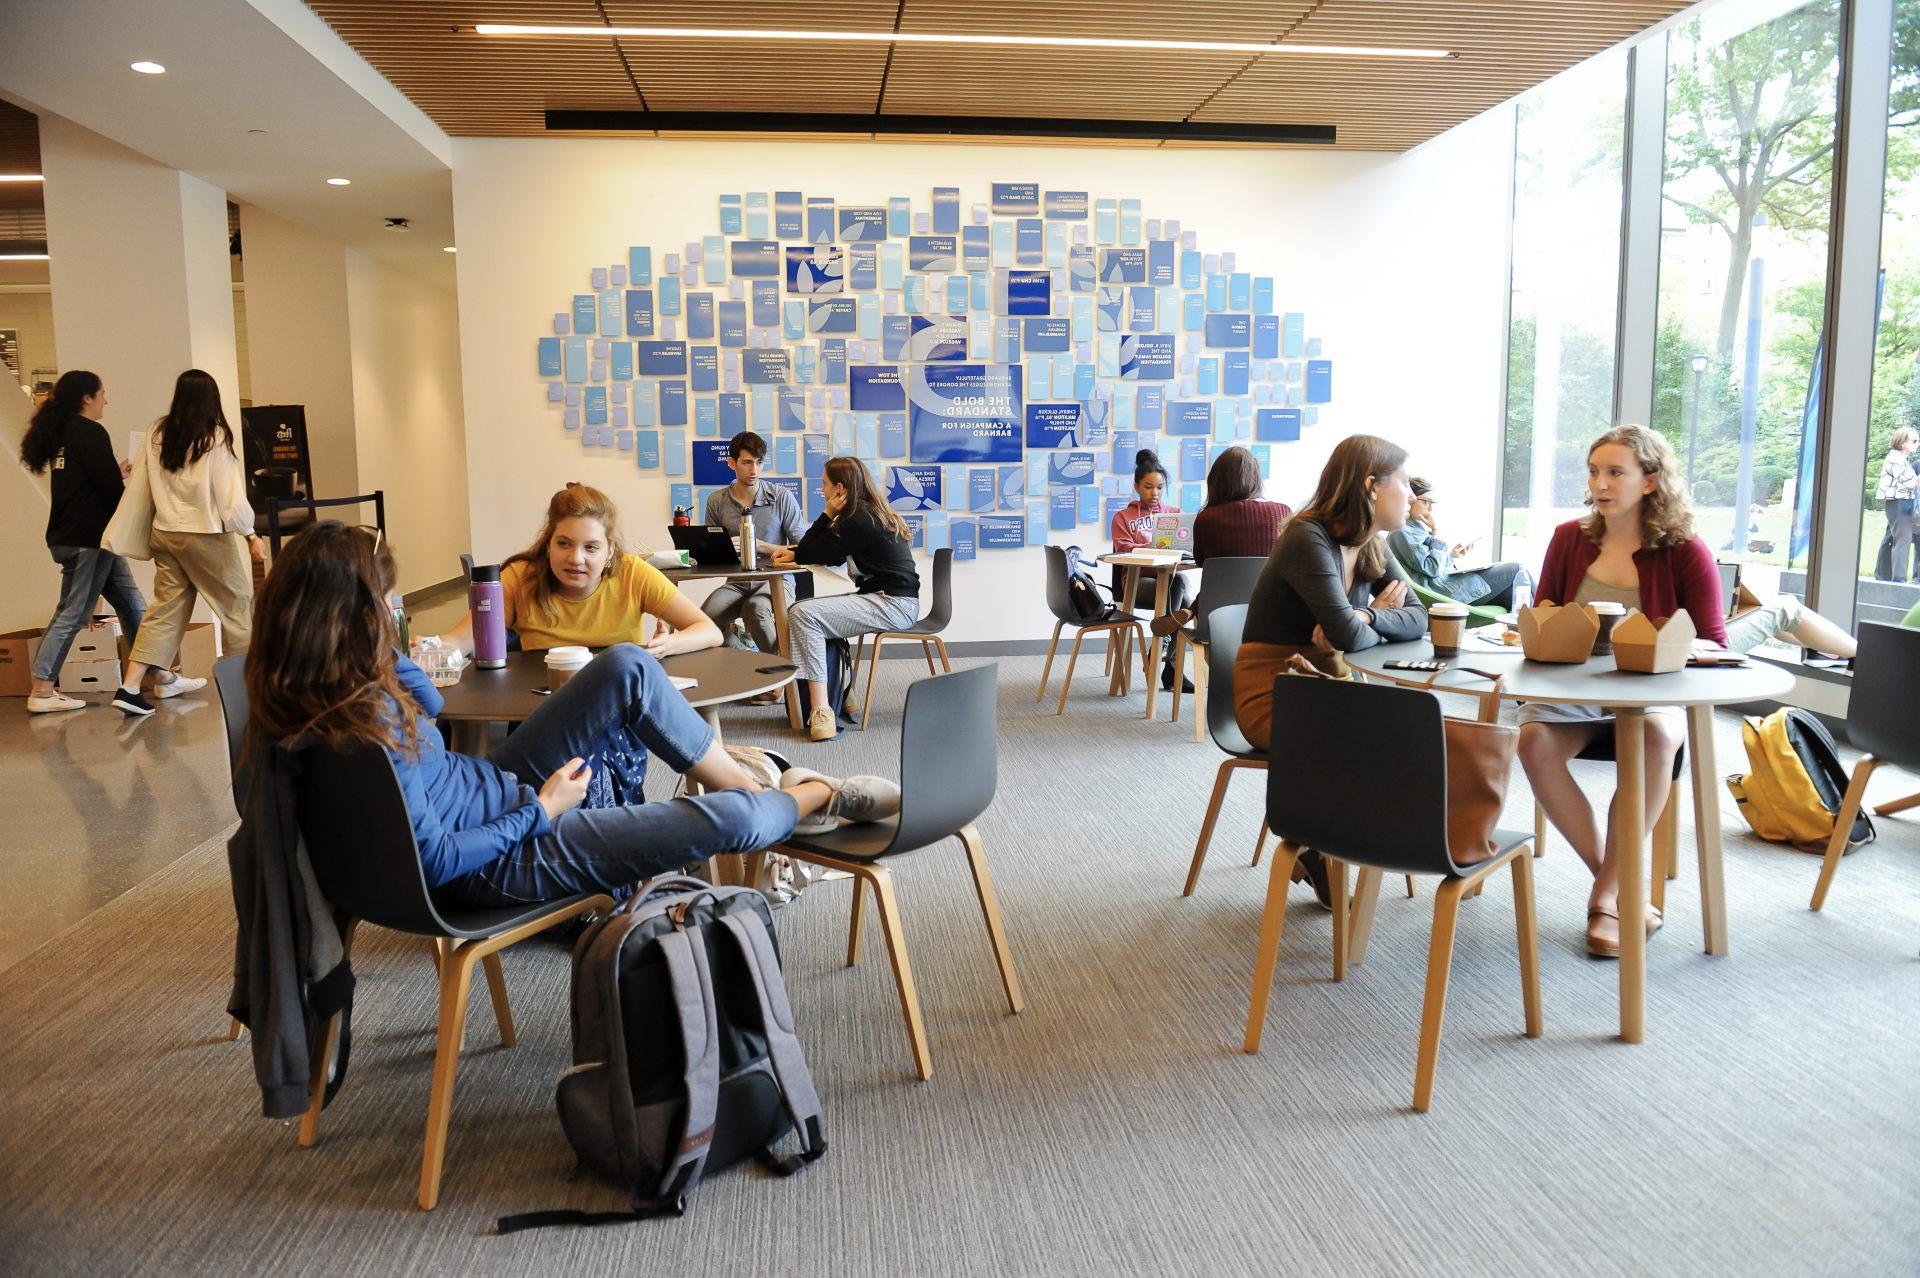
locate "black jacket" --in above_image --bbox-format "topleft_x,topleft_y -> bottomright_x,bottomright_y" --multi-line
227,740 -> 356,1119
45,416 -> 124,548
794,507 -> 920,598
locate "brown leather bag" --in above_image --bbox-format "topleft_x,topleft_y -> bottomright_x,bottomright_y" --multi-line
1423,669 -> 1516,866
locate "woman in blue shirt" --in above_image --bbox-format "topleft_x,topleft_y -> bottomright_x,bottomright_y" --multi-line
243,522 -> 899,907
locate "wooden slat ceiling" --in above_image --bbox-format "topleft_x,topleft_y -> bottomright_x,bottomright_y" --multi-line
303,0 -> 1692,151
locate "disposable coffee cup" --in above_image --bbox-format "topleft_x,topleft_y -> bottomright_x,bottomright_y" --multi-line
545,645 -> 591,691
1590,601 -> 1627,654
1428,602 -> 1469,657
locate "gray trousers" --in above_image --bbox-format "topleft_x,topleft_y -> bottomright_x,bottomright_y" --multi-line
786,591 -> 921,683
700,578 -> 790,652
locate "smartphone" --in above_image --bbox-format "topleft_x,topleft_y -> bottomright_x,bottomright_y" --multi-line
570,753 -> 597,779
1384,659 -> 1448,671
755,663 -> 798,674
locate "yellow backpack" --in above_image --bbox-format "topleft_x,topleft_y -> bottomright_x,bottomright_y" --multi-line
1726,708 -> 1874,854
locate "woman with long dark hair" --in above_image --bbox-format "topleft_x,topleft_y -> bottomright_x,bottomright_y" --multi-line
1152,445 -> 1291,637
246,522 -> 896,906
114,369 -> 265,716
17,370 -> 146,713
768,456 -> 921,741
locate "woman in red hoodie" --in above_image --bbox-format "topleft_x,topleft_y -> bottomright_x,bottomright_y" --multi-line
1520,424 -> 1727,958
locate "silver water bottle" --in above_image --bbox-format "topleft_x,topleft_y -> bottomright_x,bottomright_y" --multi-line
740,517 -> 757,571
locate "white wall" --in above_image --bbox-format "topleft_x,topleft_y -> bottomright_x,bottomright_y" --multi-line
237,204 -> 359,497
450,120 -> 1515,644
344,249 -> 469,594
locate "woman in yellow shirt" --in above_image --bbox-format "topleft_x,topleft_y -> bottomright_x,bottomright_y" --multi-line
439,482 -> 721,656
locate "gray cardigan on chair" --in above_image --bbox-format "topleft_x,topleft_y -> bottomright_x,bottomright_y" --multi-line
1245,516 -> 1427,650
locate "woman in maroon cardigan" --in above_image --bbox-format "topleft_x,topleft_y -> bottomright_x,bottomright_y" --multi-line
1520,424 -> 1727,959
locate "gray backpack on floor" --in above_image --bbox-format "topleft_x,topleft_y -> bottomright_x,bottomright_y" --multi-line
497,875 -> 827,1233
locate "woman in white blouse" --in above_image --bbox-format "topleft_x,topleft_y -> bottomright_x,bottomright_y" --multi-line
1874,427 -> 1919,585
113,370 -> 266,716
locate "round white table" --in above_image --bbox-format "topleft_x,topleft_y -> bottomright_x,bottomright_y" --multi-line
1346,637 -> 1794,1043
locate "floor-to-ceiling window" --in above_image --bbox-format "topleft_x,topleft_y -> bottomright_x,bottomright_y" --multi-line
1853,0 -> 1920,625
1653,0 -> 1842,615
1500,50 -> 1629,573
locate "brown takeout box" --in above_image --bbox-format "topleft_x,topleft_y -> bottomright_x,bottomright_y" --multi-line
1518,602 -> 1600,663
1611,608 -> 1696,674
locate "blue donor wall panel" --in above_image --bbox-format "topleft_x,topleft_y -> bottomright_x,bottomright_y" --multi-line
530,185 -> 1332,559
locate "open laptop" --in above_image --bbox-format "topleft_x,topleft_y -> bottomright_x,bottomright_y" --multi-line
668,524 -> 740,567
1148,511 -> 1197,552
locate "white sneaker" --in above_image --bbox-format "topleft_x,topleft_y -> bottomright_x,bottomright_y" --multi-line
779,767 -> 902,835
26,691 -> 86,714
150,674 -> 207,700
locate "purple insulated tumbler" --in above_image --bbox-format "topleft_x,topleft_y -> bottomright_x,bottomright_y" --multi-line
469,562 -> 506,669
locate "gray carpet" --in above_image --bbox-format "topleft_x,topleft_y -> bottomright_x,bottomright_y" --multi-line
2,655 -> 1917,1277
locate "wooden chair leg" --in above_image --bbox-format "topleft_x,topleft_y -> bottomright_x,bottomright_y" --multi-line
297,1010 -> 343,1148
846,875 -> 867,967
1036,621 -> 1064,702
1512,848 -> 1544,1038
1185,758 -> 1244,896
1651,791 -> 1675,913
1167,632 -> 1187,724
863,866 -> 933,1081
958,824 -> 1024,1014
858,634 -> 886,730
1243,840 -> 1302,1054
1405,876 -> 1416,898
1812,757 -> 1878,911
932,636 -> 953,673
921,639 -> 938,677
1056,629 -> 1089,716
1533,800 -> 1547,857
1251,819 -> 1269,868
1328,857 -> 1350,982
480,952 -> 516,1047
1873,789 -> 1919,817
1348,867 -> 1383,966
1191,642 -> 1209,743
1412,878 -> 1467,1113
227,1015 -> 244,1040
418,945 -> 478,1210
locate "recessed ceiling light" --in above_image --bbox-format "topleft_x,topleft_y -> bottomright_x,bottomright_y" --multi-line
130,61 -> 166,75
442,246 -> 457,253
326,177 -> 352,186
0,174 -> 45,183
472,24 -> 1453,59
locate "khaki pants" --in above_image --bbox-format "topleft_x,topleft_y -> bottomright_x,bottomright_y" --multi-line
130,529 -> 253,667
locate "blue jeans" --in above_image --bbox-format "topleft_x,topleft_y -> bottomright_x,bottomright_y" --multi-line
33,546 -> 146,682
441,644 -> 798,907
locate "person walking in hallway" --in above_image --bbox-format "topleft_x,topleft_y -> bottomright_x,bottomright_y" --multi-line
17,370 -> 146,713
1873,427 -> 1918,583
114,370 -> 264,717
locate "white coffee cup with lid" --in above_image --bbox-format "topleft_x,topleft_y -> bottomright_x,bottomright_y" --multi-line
1590,600 -> 1627,654
1427,600 -> 1469,657
545,645 -> 591,691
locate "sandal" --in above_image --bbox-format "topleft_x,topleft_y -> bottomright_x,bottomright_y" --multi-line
1585,903 -> 1664,959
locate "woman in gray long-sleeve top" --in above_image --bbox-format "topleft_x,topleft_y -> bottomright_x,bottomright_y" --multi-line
1232,434 -> 1424,908
1235,433 -> 1425,748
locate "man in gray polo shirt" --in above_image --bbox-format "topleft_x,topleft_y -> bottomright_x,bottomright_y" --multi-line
701,431 -> 808,655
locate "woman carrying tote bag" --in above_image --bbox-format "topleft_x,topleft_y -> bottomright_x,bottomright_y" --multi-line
111,369 -> 266,717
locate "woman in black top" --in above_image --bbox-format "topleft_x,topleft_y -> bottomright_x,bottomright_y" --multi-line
768,456 -> 922,741
16,371 -> 147,713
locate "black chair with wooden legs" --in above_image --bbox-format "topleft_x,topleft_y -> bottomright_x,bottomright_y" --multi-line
1812,622 -> 1920,911
1182,606 -> 1269,895
294,746 -> 610,1209
852,547 -> 955,730
1166,556 -> 1267,741
1245,673 -> 1542,1113
1036,545 -> 1150,715
767,663 -> 1022,1080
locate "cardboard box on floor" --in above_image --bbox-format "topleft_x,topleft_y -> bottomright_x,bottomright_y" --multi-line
0,628 -> 45,696
57,660 -> 120,696
66,616 -> 123,665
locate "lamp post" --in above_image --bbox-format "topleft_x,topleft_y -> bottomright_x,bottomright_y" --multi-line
1686,353 -> 1707,492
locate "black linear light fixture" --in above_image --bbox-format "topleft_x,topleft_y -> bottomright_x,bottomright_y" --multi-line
545,110 -> 1335,145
